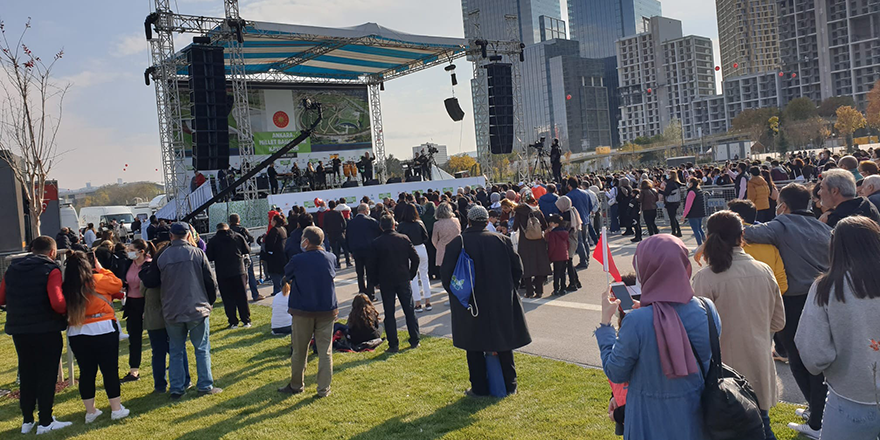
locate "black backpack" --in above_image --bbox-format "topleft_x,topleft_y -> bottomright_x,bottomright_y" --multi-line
692,297 -> 765,440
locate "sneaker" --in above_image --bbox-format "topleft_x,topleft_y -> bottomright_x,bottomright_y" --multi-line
787,423 -> 820,439
36,418 -> 72,435
251,295 -> 267,302
415,305 -> 424,313
120,372 -> 140,383
21,422 -> 34,434
425,304 -> 433,311
386,346 -> 399,353
574,263 -> 589,269
198,387 -> 223,396
170,393 -> 184,400
565,284 -> 578,292
277,384 -> 303,395
243,323 -> 252,328
795,408 -> 811,422
227,324 -> 238,330
118,332 -> 130,341
85,408 -> 103,424
111,406 -> 130,421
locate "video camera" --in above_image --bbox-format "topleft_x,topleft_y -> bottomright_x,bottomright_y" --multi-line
427,145 -> 439,155
529,137 -> 546,154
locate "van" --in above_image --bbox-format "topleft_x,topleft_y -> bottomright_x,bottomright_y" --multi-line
59,204 -> 80,233
78,206 -> 135,232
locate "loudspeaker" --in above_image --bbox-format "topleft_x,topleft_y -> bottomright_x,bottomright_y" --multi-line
386,177 -> 402,184
365,179 -> 381,186
444,97 -> 465,121
406,176 -> 422,182
486,63 -> 514,154
187,42 -> 229,171
0,151 -> 27,253
341,180 -> 359,188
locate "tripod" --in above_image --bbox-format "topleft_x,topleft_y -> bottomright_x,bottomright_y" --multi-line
531,149 -> 551,179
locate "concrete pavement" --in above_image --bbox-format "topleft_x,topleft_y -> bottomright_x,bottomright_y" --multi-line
249,226 -> 805,405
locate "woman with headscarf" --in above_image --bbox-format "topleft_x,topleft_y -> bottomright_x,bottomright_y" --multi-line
555,196 -> 582,292
512,191 -> 552,298
596,235 -> 720,439
489,192 -> 502,210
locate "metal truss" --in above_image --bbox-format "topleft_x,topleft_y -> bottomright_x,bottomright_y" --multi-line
505,15 -> 526,182
367,83 -> 386,181
224,0 -> 258,217
150,0 -> 188,220
468,11 -> 491,177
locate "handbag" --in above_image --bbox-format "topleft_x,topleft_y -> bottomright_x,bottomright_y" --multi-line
691,297 -> 765,440
449,236 -> 478,317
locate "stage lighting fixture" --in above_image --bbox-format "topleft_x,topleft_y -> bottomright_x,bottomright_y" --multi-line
144,13 -> 159,41
489,55 -> 503,62
380,82 -> 385,91
519,43 -> 525,62
144,66 -> 156,86
193,36 -> 212,45
226,19 -> 245,44
451,73 -> 458,86
446,64 -> 457,86
476,40 -> 488,59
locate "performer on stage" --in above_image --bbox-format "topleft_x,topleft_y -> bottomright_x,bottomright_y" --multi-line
550,139 -> 562,183
316,161 -> 327,190
267,162 -> 279,195
420,149 -> 432,181
359,152 -> 375,184
292,163 -> 301,187
331,156 -> 342,184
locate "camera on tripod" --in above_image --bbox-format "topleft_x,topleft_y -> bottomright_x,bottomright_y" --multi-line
529,137 -> 546,155
427,146 -> 439,155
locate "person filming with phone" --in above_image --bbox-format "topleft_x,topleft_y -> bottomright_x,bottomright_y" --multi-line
595,235 -> 720,440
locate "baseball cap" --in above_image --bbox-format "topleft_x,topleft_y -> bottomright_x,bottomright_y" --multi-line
170,222 -> 190,236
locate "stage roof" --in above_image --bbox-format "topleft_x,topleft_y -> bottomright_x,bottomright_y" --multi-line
184,21 -> 469,82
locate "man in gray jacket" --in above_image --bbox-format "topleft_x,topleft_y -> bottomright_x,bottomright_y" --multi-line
743,183 -> 831,436
145,222 -> 221,399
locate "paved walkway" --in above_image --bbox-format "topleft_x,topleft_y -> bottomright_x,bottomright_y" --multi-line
249,228 -> 805,405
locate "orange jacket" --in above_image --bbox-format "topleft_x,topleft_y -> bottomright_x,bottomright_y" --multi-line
84,268 -> 124,325
747,176 -> 771,211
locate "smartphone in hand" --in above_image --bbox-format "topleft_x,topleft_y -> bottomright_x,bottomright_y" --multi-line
610,282 -> 635,312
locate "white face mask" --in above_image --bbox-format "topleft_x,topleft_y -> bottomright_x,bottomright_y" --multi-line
300,240 -> 309,252
127,251 -> 139,260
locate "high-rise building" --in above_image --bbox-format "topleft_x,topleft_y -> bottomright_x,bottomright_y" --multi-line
716,0 -> 781,78
462,0 -> 563,44
568,0 -> 662,59
616,17 -> 716,143
778,0 -> 880,108
523,39 -> 613,152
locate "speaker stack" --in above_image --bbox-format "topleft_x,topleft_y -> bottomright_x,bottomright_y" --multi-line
187,37 -> 229,171
486,63 -> 514,154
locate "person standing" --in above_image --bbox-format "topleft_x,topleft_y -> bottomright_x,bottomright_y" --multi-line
206,223 -> 252,329
639,181 -> 660,236
229,214 -> 263,302
818,169 -> 880,227
692,211 -> 786,440
440,206 -> 530,396
267,162 -> 279,195
747,167 -> 772,223
513,196 -> 552,298
264,215 -> 288,296
346,205 -> 380,300
120,239 -> 155,384
796,216 -> 880,440
0,237 -> 72,434
743,183 -> 831,437
432,202 -> 462,278
662,172 -> 683,237
278,226 -> 338,397
545,214 -> 570,296
62,252 -> 130,423
396,204 -> 432,311
323,200 -> 349,269
142,223 -> 221,399
369,215 -> 421,353
565,177 -> 593,267
84,223 -> 98,247
681,177 -> 706,247
359,152 -> 375,183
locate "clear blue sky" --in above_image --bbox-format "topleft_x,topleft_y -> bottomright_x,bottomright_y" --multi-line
1,0 -> 719,189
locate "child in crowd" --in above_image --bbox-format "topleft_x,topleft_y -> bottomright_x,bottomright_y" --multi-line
487,210 -> 499,233
271,283 -> 292,335
346,294 -> 381,347
545,214 -> 570,296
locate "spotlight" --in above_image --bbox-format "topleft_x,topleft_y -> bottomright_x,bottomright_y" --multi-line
380,82 -> 385,91
444,64 -> 457,72
144,12 -> 159,41
144,66 -> 156,86
520,43 -> 525,62
476,40 -> 488,59
489,55 -> 503,62
451,73 -> 458,86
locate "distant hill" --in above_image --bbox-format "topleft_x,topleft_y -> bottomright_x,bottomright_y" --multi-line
73,182 -> 164,208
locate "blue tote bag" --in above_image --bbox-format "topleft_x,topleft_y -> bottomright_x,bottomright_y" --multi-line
449,236 -> 479,317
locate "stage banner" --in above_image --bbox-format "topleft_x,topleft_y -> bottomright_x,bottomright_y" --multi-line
267,177 -> 488,214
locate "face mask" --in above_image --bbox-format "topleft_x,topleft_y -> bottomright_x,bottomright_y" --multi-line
300,241 -> 309,252
127,251 -> 139,260
775,203 -> 785,216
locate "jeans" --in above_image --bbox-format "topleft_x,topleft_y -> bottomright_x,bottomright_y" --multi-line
148,329 -> 190,392
410,244 -> 431,303
609,204 -> 620,232
69,330 -> 121,401
466,350 -> 517,396
246,262 -> 261,300
13,332 -> 62,426
760,410 -> 777,440
380,281 -> 420,349
269,272 -> 285,296
821,388 -> 880,440
688,217 -> 706,246
780,294 -> 827,430
575,227 -> 589,266
166,317 -> 213,393
552,261 -> 567,292
290,315 -> 334,396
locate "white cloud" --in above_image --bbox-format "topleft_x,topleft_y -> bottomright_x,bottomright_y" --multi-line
112,34 -> 149,58
57,70 -> 125,89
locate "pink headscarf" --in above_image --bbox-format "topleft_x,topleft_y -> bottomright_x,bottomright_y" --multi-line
634,235 -> 699,380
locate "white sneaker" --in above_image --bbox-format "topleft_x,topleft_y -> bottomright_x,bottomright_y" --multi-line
118,332 -> 130,341
795,407 -> 811,422
36,418 -> 72,435
787,422 -> 820,439
21,422 -> 34,434
85,408 -> 103,424
111,406 -> 130,421
243,323 -> 252,328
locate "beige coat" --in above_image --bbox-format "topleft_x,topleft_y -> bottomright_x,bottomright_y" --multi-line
692,248 -> 786,410
431,217 -> 461,268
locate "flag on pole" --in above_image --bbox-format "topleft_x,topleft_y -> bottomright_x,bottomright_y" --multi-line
592,227 -> 622,282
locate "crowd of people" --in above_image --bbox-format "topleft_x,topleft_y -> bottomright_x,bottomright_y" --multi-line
2,145 -> 880,438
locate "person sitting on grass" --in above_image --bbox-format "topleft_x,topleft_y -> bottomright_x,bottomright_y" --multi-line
346,293 -> 381,347
271,283 -> 292,336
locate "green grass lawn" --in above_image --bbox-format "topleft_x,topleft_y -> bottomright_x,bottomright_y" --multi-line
0,305 -> 806,439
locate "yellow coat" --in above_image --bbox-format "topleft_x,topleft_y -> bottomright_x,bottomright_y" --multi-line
747,176 -> 771,210
743,224 -> 788,294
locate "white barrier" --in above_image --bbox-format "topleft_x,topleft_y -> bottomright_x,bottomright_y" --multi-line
268,176 -> 487,212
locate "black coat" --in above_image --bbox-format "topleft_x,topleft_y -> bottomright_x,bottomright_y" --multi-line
323,209 -> 346,238
346,214 -> 380,253
264,226 -> 288,274
396,220 -> 428,246
206,229 -> 250,277
827,196 -> 880,228
440,226 -> 530,352
368,230 -> 418,286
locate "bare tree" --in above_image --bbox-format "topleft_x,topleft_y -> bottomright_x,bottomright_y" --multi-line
0,19 -> 68,238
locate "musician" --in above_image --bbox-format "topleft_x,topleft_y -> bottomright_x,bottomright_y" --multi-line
331,156 -> 342,184
421,149 -> 432,181
292,163 -> 301,186
316,161 -> 327,189
359,152 -> 375,184
549,139 -> 562,183
267,162 -> 279,194
307,162 -> 317,190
